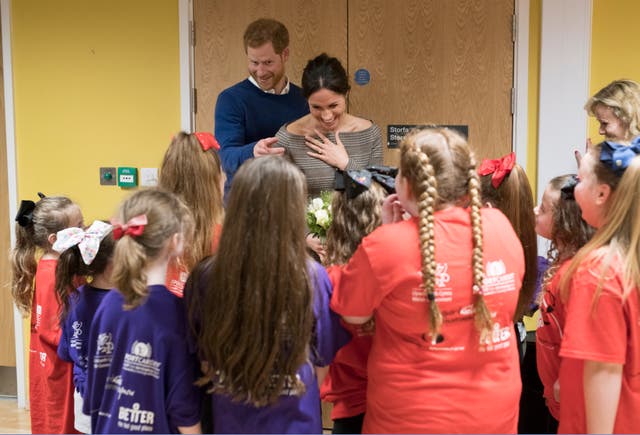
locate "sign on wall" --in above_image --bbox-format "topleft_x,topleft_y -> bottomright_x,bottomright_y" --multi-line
387,124 -> 469,148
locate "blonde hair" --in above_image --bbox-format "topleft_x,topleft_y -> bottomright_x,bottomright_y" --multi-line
560,144 -> 640,304
585,79 -> 640,140
325,183 -> 385,265
112,189 -> 193,309
400,128 -> 492,341
10,196 -> 77,315
159,131 -> 224,271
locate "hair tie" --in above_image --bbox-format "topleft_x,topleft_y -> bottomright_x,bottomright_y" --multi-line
111,214 -> 148,240
194,132 -> 220,151
560,175 -> 578,201
477,152 -> 516,188
15,200 -> 36,227
599,138 -> 640,177
52,221 -> 113,265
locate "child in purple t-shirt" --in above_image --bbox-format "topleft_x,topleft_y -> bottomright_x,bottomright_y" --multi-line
83,189 -> 201,434
184,156 -> 348,434
54,220 -> 115,433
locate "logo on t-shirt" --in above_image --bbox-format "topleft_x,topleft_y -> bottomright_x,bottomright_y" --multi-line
117,402 -> 155,432
35,304 -> 42,329
411,263 -> 454,303
478,321 -> 512,352
70,321 -> 83,350
123,341 -> 162,379
94,332 -> 114,368
483,260 -> 517,296
106,375 -> 136,400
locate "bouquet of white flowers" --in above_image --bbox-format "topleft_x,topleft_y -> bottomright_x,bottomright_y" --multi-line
306,191 -> 333,239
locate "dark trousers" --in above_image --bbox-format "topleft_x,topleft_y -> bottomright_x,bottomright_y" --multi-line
332,413 -> 365,434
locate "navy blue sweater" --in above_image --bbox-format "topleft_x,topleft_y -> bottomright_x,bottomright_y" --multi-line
214,79 -> 308,195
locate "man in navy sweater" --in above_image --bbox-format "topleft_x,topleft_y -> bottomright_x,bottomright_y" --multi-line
215,18 -> 309,196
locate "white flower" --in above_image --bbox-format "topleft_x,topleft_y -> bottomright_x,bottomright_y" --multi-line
308,197 -> 324,213
315,209 -> 330,228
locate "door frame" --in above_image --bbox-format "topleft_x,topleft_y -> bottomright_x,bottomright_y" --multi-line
2,0 -> 25,409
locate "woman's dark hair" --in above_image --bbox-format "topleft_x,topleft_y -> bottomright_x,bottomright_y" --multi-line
301,53 -> 350,99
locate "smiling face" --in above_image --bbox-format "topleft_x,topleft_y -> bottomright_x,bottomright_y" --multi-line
307,88 -> 347,132
594,103 -> 629,142
246,42 -> 288,93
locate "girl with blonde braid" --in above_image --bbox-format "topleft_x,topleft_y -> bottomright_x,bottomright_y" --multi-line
330,128 -> 525,433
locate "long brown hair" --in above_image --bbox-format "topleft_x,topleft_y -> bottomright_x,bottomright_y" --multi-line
560,143 -> 640,304
324,183 -> 385,265
189,156 -> 313,406
159,131 -> 224,271
55,229 -> 115,320
10,196 -> 77,315
112,189 -> 193,309
480,163 -> 538,320
400,128 -> 492,341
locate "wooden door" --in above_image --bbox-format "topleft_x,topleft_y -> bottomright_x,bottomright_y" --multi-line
348,0 -> 515,165
0,7 -> 16,367
193,0 -> 348,132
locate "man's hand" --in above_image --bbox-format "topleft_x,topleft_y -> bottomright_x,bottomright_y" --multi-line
253,137 -> 285,158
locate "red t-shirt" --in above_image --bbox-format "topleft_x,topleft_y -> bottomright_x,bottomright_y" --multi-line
331,207 -> 524,434
29,258 -> 78,434
559,248 -> 640,433
535,260 -> 571,420
320,265 -> 372,419
166,224 -> 222,297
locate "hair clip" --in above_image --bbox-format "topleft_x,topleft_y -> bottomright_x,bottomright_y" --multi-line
600,139 -> 640,177
15,200 -> 36,227
477,152 -> 516,188
560,175 -> 578,201
37,192 -> 46,199
194,132 -> 220,152
53,221 -> 113,265
111,214 -> 148,240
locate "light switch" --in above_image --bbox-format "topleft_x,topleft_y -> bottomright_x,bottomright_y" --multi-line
140,168 -> 158,187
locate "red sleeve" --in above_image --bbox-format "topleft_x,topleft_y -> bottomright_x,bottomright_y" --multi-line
330,243 -> 385,317
560,260 -> 626,364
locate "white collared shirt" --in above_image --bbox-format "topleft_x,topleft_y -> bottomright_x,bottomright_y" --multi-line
248,76 -> 290,95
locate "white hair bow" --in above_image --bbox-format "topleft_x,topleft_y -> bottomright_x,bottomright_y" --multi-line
52,220 -> 113,265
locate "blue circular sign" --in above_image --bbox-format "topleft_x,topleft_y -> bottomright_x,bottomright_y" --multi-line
354,68 -> 371,86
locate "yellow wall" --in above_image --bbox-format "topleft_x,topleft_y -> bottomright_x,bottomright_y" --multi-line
588,0 -> 640,140
527,0 -> 541,198
12,0 -> 181,222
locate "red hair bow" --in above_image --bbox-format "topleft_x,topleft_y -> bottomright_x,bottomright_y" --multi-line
194,132 -> 220,151
477,152 -> 516,188
111,214 -> 148,240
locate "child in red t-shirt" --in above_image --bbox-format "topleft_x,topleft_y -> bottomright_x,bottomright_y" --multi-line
10,195 -> 84,434
557,139 -> 640,433
321,168 -> 393,433
533,174 -> 593,429
330,128 -> 525,433
158,131 -> 225,297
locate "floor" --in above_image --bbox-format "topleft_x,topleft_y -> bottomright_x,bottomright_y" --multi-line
0,398 -> 29,434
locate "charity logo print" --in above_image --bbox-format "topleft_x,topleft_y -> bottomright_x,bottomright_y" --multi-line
94,332 -> 114,368
123,341 -> 162,379
106,375 -> 136,400
479,321 -> 512,352
435,263 -> 451,287
70,321 -> 83,349
482,259 -> 516,296
117,403 -> 155,432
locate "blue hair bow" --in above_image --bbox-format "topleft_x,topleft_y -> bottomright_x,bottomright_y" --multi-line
600,137 -> 640,177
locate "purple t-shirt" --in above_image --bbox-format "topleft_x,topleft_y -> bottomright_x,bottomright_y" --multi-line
57,284 -> 110,396
190,260 -> 348,434
83,285 -> 201,434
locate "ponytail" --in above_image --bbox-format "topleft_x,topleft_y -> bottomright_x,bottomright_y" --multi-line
10,224 -> 38,315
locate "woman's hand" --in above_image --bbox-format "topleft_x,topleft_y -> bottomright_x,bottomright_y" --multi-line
305,130 -> 349,170
306,233 -> 326,263
382,194 -> 405,224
